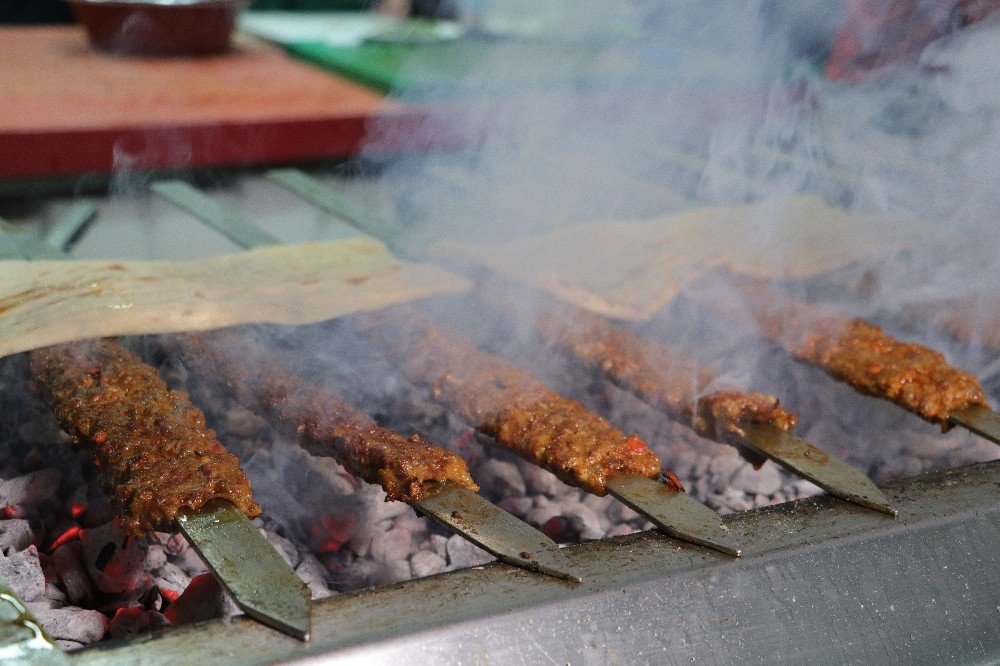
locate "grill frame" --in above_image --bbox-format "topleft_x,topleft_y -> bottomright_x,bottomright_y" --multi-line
71,460 -> 1000,665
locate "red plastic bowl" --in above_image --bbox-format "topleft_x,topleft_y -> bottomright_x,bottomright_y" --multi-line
67,0 -> 249,56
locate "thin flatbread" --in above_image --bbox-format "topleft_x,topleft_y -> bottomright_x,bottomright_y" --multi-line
431,195 -> 924,320
0,238 -> 469,358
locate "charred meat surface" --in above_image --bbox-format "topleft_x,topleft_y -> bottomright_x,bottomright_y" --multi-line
726,277 -> 989,428
28,339 -> 261,535
164,330 -> 478,503
356,307 -> 662,495
535,307 -> 796,441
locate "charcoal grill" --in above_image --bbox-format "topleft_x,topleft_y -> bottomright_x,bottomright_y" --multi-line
0,172 -> 997,664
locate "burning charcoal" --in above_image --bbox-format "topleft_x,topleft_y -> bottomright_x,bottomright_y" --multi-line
367,494 -> 414,523
52,542 -> 91,605
609,501 -> 640,524
523,496 -> 562,528
497,496 -> 533,517
147,610 -> 169,632
429,533 -> 448,558
145,542 -> 167,571
171,544 -> 209,576
409,550 -> 447,578
475,459 -> 527,498
294,550 -> 333,600
0,468 -> 61,508
560,502 -> 607,541
444,534 -> 493,569
369,526 -> 412,564
707,450 -> 744,484
35,607 -> 108,644
44,582 -> 67,604
263,529 -> 301,569
164,572 -> 223,627
607,523 -> 637,538
81,521 -> 148,594
154,562 -> 191,600
730,462 -> 783,497
309,513 -> 357,555
0,518 -> 34,553
56,640 -> 85,651
155,531 -> 191,558
107,606 -> 149,640
521,464 -> 566,497
0,544 -> 45,602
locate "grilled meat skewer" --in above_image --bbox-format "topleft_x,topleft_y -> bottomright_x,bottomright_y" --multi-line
28,339 -> 311,640
533,304 -> 897,515
709,277 -> 998,444
356,306 -> 740,556
163,330 -> 580,582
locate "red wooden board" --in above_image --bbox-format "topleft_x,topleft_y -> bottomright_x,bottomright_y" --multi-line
0,26 -> 423,179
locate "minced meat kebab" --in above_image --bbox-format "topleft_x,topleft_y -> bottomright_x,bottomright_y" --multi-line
29,339 -> 261,535
355,306 -> 663,496
535,306 -> 797,442
724,277 -> 988,428
162,330 -> 478,503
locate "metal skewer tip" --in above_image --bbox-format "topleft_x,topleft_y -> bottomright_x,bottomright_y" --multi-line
178,500 -> 312,641
948,405 -> 1000,446
740,424 -> 898,517
413,484 -> 582,584
606,475 -> 742,557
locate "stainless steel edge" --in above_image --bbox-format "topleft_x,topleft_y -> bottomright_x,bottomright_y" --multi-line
72,460 -> 1000,665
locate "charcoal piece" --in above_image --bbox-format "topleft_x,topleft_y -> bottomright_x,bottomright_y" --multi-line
0,468 -> 61,508
153,562 -> 191,599
294,551 -> 332,600
263,530 -> 301,569
0,518 -> 34,553
145,543 -> 167,571
444,533 -> 493,569
35,607 -> 108,644
0,544 -> 45,602
730,463 -> 784,496
476,459 -> 527,498
410,550 -> 447,578
106,606 -> 149,640
81,521 -> 147,594
52,542 -> 91,605
369,526 -> 412,564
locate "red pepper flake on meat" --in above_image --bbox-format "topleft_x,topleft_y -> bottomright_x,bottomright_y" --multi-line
29,339 -> 261,535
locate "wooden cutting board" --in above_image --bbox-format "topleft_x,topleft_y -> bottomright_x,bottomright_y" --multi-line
0,26 -> 424,179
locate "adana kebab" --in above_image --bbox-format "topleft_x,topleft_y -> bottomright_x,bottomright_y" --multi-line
161,329 -> 579,582
28,339 -> 311,640
710,276 -> 999,445
530,301 -> 896,515
146,182 -> 581,580
355,305 -> 741,556
150,180 -> 736,552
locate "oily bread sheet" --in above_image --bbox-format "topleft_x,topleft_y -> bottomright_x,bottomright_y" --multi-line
0,238 -> 469,358
431,195 -> 922,320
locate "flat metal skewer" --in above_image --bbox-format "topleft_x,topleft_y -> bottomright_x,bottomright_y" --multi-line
606,475 -> 741,556
740,424 -> 897,515
0,576 -> 68,665
947,405 -> 1000,446
413,484 -> 581,582
18,227 -> 312,642
179,500 -> 312,641
152,179 -> 582,582
228,178 -> 744,558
